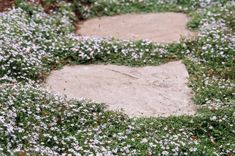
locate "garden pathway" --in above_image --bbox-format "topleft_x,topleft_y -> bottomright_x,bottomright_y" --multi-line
46,13 -> 197,117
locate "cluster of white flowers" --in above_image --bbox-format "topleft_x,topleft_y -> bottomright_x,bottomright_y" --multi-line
68,34 -> 168,64
0,6 -> 74,83
91,0 -> 227,16
1,82 -> 233,155
0,9 -> 49,82
186,5 -> 235,66
0,0 -> 234,155
197,20 -> 234,66
181,4 -> 235,107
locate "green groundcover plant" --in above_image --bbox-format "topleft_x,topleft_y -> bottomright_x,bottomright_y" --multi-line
0,0 -> 234,155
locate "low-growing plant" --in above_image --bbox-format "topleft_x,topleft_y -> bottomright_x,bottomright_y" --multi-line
0,0 -> 234,155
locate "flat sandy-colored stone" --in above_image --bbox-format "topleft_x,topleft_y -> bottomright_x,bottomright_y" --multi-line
45,61 -> 196,117
77,12 -> 195,43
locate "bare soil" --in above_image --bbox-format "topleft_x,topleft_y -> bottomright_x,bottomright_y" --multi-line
77,12 -> 195,43
45,61 -> 197,117
0,0 -> 14,12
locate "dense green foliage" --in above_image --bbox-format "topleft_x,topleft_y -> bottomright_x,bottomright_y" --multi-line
0,0 -> 234,155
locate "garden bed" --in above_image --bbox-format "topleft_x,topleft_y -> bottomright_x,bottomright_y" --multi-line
0,0 -> 234,155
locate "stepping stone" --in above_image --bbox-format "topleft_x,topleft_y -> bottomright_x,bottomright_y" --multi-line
77,12 -> 195,43
45,61 -> 196,117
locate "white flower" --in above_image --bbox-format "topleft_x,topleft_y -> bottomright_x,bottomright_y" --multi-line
162,151 -> 169,155
189,147 -> 197,152
210,116 -> 217,121
140,138 -> 148,144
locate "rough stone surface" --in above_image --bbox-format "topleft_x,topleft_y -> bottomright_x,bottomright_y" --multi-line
45,61 -> 196,117
77,12 -> 195,43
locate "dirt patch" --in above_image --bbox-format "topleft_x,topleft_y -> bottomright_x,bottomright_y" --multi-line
45,61 -> 196,117
0,0 -> 14,12
77,12 -> 195,43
